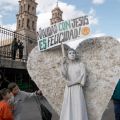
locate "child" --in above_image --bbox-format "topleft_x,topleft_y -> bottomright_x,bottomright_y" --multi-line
8,82 -> 42,120
0,88 -> 14,120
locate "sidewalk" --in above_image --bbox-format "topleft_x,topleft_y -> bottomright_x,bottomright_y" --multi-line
20,96 -> 114,120
102,100 -> 115,120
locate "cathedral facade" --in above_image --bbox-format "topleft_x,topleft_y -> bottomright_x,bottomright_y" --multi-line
0,0 -> 63,91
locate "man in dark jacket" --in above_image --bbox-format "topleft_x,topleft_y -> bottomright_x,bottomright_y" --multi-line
18,41 -> 24,59
11,38 -> 18,60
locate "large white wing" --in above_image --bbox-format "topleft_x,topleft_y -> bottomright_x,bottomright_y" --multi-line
27,36 -> 120,120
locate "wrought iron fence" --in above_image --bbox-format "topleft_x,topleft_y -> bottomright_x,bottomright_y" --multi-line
0,25 -> 37,61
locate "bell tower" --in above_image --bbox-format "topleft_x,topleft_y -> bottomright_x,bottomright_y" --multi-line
50,1 -> 63,25
16,0 -> 38,40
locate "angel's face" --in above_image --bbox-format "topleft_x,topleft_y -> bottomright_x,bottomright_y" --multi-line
68,50 -> 76,60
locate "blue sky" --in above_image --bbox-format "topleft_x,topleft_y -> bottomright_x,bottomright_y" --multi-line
0,0 -> 120,40
65,0 -> 120,38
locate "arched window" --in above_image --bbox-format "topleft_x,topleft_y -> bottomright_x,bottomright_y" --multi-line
24,4 -> 26,11
28,4 -> 30,12
22,18 -> 24,28
55,13 -> 57,17
32,21 -> 35,30
27,19 -> 30,29
21,6 -> 23,13
32,7 -> 34,11
18,20 -> 21,28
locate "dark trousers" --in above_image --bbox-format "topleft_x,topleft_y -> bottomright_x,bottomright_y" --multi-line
19,49 -> 23,59
11,49 -> 17,60
113,100 -> 120,120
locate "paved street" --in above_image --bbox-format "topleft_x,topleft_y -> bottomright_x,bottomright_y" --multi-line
20,97 -> 115,120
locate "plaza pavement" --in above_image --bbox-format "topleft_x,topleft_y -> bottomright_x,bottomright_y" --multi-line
19,96 -> 115,120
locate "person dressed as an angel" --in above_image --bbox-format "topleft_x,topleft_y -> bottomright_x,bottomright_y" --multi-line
60,46 -> 88,120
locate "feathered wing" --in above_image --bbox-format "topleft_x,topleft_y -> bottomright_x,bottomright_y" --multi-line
76,37 -> 120,120
27,36 -> 120,120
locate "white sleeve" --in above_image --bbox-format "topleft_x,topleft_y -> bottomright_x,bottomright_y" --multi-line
21,91 -> 36,99
61,63 -> 68,80
80,63 -> 86,86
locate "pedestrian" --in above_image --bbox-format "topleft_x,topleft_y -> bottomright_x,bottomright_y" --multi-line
0,72 -> 10,90
8,82 -> 43,120
11,38 -> 18,60
112,79 -> 120,120
0,88 -> 14,120
18,41 -> 24,59
60,48 -> 88,120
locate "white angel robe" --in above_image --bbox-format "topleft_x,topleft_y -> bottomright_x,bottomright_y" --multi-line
60,61 -> 88,120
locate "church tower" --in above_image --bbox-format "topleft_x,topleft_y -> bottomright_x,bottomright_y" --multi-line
16,0 -> 38,40
50,2 -> 63,25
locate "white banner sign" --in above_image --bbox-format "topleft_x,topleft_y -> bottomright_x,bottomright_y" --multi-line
38,15 -> 90,51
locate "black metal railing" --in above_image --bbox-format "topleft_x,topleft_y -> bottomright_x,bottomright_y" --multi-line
0,25 -> 37,62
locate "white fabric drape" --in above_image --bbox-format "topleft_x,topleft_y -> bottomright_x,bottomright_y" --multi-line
60,62 -> 88,120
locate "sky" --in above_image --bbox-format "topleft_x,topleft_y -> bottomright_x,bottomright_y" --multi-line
0,0 -> 120,47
